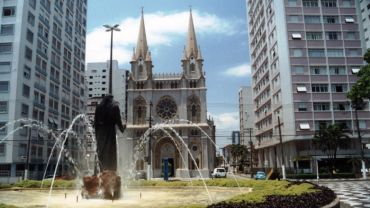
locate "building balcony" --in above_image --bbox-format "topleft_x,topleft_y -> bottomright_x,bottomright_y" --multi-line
49,91 -> 59,100
61,97 -> 70,105
50,75 -> 60,84
48,108 -> 59,116
33,101 -> 45,110
34,83 -> 46,93
35,66 -> 47,77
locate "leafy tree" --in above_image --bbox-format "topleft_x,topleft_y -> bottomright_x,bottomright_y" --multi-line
347,49 -> 370,167
313,124 -> 350,176
226,144 -> 249,171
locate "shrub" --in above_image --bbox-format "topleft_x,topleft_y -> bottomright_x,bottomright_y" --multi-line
208,182 -> 336,208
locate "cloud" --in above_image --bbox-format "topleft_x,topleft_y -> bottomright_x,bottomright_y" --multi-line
224,63 -> 251,77
86,10 -> 240,64
210,112 -> 239,131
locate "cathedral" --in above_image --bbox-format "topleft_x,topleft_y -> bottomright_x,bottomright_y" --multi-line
124,9 -> 216,178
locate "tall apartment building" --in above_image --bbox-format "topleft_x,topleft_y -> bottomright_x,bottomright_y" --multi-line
86,60 -> 128,123
0,0 -> 87,182
239,86 -> 255,146
360,0 -> 370,48
247,0 -> 370,172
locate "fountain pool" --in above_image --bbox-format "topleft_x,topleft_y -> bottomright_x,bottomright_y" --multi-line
0,186 -> 251,208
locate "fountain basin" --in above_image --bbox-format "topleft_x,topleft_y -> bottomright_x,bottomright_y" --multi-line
0,187 -> 251,208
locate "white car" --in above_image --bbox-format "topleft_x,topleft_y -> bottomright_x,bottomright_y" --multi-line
211,168 -> 227,178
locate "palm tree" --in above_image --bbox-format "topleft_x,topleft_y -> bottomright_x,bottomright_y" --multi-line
226,144 -> 248,172
313,124 -> 350,176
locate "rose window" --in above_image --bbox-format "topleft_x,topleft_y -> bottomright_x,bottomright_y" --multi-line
156,96 -> 177,119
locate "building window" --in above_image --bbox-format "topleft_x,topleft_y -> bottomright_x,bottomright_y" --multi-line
21,104 -> 29,117
29,0 -> 37,9
310,66 -> 327,75
0,81 -> 9,92
0,24 -> 14,35
321,0 -> 337,7
342,0 -> 352,7
0,62 -> 11,73
347,49 -> 360,57
323,16 -> 339,24
187,95 -> 201,123
26,29 -> 34,43
0,43 -> 12,53
24,65 -> 31,79
291,49 -> 303,57
2,7 -> 16,17
331,84 -> 348,92
292,66 -> 305,75
333,102 -> 349,111
308,49 -> 325,57
22,84 -> 30,97
25,47 -> 33,61
313,102 -> 330,111
345,32 -> 356,40
326,32 -> 341,40
287,0 -> 298,6
0,143 -> 5,155
304,15 -> 321,24
298,103 -> 308,111
311,84 -> 328,92
329,66 -> 346,75
306,32 -> 323,40
0,101 -> 8,114
27,12 -> 35,26
287,15 -> 301,23
302,0 -> 319,7
327,49 -> 343,57
315,121 -> 331,130
0,122 -> 6,135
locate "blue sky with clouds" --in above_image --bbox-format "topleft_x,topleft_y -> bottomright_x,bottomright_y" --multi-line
86,0 -> 250,147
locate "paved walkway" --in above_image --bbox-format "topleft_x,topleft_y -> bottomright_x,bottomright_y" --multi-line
316,180 -> 370,208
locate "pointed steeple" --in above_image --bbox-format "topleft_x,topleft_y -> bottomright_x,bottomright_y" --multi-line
197,46 -> 203,60
135,8 -> 148,59
185,8 -> 198,58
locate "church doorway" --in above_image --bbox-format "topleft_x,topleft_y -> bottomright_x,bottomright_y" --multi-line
154,137 -> 179,177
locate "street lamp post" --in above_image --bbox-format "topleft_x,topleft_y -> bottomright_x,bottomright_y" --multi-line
103,24 -> 120,94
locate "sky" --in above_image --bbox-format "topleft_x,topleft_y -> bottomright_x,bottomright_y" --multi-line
86,0 -> 251,148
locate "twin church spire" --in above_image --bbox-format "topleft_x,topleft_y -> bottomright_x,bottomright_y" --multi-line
131,8 -> 203,81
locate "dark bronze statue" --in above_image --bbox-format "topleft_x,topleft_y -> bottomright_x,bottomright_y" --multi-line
94,95 -> 125,172
82,95 -> 125,200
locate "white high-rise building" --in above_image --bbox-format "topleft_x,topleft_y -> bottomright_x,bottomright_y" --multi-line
86,60 -> 128,123
0,0 -> 87,182
247,0 -> 370,173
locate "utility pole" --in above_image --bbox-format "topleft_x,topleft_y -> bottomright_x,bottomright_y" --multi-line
24,127 -> 32,180
278,116 -> 286,179
147,101 -> 153,180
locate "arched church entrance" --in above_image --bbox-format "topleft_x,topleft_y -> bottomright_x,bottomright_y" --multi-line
153,137 -> 179,178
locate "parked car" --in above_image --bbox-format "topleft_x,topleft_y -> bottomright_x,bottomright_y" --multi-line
254,171 -> 266,180
211,168 -> 227,178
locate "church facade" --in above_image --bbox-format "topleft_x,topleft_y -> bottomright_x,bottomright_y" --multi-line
125,10 -> 216,178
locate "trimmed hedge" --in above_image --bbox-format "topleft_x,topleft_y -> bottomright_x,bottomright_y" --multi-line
0,179 -> 76,189
0,204 -> 19,208
208,182 -> 336,208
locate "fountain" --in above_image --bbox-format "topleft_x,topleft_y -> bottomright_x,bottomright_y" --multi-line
0,111 -> 250,207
